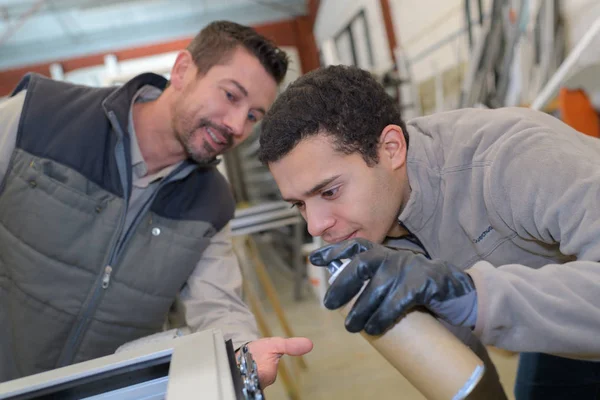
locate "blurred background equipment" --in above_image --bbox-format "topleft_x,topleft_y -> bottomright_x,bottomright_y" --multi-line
2,1 -> 600,399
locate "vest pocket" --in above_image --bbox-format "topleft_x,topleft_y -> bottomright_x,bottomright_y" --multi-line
28,157 -> 114,214
113,214 -> 213,297
0,152 -> 121,272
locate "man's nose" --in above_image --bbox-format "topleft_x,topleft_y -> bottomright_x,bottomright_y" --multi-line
306,207 -> 335,238
224,108 -> 248,138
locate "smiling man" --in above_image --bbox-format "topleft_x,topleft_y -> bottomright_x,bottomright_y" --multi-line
259,65 -> 600,399
0,21 -> 311,386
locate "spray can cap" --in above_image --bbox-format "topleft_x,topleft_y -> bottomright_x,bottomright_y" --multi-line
327,259 -> 344,275
327,259 -> 350,284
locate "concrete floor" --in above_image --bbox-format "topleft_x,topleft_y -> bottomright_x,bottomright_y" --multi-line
253,260 -> 519,400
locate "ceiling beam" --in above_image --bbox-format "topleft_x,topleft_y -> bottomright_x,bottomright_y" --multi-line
0,0 -> 306,70
0,16 -> 320,96
0,0 -> 44,46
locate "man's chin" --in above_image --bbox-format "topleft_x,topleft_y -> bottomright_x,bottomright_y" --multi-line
191,145 -> 232,162
189,146 -> 225,163
189,152 -> 217,164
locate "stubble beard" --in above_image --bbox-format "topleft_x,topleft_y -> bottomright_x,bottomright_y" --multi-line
179,118 -> 233,164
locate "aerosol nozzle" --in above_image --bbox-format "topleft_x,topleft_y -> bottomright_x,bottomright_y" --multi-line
327,259 -> 344,275
327,259 -> 350,284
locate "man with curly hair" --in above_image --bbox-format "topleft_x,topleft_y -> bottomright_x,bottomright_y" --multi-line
259,65 -> 600,399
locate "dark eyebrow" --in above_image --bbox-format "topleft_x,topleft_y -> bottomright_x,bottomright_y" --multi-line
226,79 -> 266,115
282,175 -> 341,202
227,79 -> 248,97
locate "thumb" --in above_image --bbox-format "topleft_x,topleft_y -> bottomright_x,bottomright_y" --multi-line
279,337 -> 313,356
260,336 -> 313,356
247,337 -> 313,389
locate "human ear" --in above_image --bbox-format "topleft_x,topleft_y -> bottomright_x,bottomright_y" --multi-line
379,124 -> 407,170
170,50 -> 194,91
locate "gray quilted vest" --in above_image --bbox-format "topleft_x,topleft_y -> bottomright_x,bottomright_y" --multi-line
0,73 -> 235,382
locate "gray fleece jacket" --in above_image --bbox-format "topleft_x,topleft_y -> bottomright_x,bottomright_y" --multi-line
399,106 -> 600,359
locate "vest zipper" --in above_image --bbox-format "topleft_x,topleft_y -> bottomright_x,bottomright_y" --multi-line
57,202 -> 128,367
57,111 -> 193,367
101,266 -> 113,289
56,111 -> 132,367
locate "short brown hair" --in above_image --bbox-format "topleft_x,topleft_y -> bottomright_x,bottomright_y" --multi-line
187,20 -> 289,85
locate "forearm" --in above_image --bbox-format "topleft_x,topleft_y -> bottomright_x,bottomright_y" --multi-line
180,224 -> 259,350
180,290 -> 259,349
480,123 -> 600,358
469,260 -> 600,359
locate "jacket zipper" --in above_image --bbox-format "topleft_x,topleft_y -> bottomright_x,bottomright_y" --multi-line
56,112 -> 132,367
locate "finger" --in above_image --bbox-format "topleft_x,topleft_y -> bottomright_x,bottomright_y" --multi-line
364,312 -> 395,336
324,248 -> 389,310
323,258 -> 367,309
343,261 -> 395,332
308,242 -> 338,266
363,291 -> 415,335
365,300 -> 413,336
309,238 -> 373,265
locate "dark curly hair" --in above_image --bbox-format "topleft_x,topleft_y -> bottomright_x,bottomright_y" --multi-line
258,65 -> 408,166
187,20 -> 288,84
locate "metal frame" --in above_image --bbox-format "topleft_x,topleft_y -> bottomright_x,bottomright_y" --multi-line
0,329 -> 238,400
333,8 -> 374,68
531,14 -> 600,110
231,201 -> 306,300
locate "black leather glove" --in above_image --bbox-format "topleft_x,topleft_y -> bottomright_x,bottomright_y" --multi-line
309,238 -> 478,335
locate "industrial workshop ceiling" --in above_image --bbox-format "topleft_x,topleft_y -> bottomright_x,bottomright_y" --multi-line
0,0 -> 306,70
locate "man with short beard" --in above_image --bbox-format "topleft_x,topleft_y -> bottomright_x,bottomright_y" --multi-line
0,20 -> 312,386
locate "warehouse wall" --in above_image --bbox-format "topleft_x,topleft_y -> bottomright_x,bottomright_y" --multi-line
314,0 -> 394,71
313,0 -> 600,114
388,0 -> 600,84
